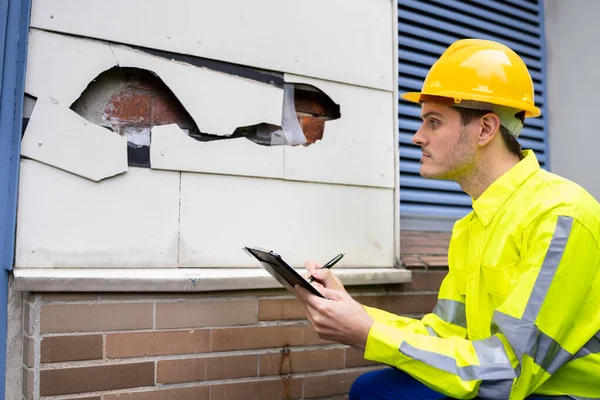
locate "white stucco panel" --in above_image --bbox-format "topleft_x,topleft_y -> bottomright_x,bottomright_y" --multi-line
15,160 -> 180,268
21,96 -> 128,182
283,74 -> 396,189
179,173 -> 395,268
150,124 -> 284,178
25,29 -> 117,105
30,0 -> 188,53
30,0 -> 394,90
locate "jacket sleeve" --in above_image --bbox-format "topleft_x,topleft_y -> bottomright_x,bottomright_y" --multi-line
363,214 -> 600,400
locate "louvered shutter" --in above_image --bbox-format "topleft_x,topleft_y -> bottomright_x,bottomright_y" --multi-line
398,0 -> 548,218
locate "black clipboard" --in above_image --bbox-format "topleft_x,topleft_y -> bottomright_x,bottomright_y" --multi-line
243,247 -> 325,298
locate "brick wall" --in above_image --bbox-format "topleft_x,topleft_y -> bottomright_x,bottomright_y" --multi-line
20,236 -> 449,400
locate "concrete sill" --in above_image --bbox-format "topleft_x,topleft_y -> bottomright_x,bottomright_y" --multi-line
13,267 -> 412,292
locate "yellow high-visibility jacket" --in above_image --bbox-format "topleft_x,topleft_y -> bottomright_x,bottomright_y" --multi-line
364,150 -> 600,399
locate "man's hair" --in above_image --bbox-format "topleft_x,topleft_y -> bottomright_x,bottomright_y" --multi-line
455,107 -> 523,159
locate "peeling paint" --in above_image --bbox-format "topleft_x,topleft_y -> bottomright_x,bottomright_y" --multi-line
20,96 -> 128,182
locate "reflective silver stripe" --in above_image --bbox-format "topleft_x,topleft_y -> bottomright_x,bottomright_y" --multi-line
432,299 -> 467,328
522,216 -> 573,322
573,331 -> 600,360
426,326 -> 439,337
493,216 -> 574,375
535,330 -> 573,374
478,378 -> 514,400
399,336 -> 516,381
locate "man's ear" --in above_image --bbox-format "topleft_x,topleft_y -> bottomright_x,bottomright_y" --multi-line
477,113 -> 501,147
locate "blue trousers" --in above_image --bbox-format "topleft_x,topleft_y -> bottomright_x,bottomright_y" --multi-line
349,368 -> 558,400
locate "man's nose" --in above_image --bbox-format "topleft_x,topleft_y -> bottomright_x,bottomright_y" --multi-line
412,124 -> 427,147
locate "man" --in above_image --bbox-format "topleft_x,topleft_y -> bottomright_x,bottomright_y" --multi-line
295,39 -> 600,400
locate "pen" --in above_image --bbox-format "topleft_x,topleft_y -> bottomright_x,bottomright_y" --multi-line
308,253 -> 345,283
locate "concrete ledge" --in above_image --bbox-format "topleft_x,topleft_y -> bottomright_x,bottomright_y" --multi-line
13,267 -> 412,292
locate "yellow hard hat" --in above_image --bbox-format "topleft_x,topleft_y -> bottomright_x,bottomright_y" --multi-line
402,39 -> 541,118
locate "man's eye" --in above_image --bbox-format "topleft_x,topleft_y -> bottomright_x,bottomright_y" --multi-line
429,119 -> 440,128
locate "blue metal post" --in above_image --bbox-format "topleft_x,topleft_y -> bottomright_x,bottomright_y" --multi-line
0,0 -> 32,396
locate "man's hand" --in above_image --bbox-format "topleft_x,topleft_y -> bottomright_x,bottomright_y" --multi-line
304,260 -> 347,293
295,284 -> 374,351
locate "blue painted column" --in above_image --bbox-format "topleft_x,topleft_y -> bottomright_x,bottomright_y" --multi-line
0,0 -> 32,395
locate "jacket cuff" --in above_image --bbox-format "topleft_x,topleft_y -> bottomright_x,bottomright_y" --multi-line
364,320 -> 404,366
363,305 -> 399,323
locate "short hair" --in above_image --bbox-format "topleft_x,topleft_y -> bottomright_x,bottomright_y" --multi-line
455,107 -> 523,159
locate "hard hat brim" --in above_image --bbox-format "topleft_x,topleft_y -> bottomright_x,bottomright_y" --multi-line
400,91 -> 541,118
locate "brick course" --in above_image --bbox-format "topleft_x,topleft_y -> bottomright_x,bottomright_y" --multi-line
21,230 -> 450,399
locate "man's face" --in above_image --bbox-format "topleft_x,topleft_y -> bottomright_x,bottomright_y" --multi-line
412,102 -> 477,181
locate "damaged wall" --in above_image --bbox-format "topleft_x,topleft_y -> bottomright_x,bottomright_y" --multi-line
29,0 -> 394,90
16,2 -> 398,269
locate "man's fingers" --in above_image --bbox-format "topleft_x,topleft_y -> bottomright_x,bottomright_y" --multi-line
294,284 -> 323,307
320,287 -> 345,301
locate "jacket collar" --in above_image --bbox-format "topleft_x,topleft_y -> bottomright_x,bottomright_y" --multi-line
471,150 -> 540,226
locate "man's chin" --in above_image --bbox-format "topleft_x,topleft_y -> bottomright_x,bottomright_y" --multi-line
420,168 -> 445,180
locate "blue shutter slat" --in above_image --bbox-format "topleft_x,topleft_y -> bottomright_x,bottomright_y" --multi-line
401,189 -> 472,207
429,0 -> 541,35
401,204 -> 473,218
401,176 -> 464,192
399,161 -> 421,174
400,147 -> 424,161
463,0 -> 540,24
398,8 -> 542,62
502,0 -> 539,13
398,0 -> 548,218
397,36 -> 446,58
397,23 -> 543,71
401,0 -> 541,48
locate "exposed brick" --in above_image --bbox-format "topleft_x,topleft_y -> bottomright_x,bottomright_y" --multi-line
400,246 -> 448,255
103,386 -> 209,400
106,330 -> 210,358
41,293 -> 98,302
420,293 -> 438,313
401,238 -> 451,247
105,91 -> 152,124
260,348 -> 344,376
41,335 -> 103,363
258,298 -> 305,321
156,299 -> 257,329
157,358 -> 206,384
359,293 -> 437,315
303,325 -> 335,346
40,303 -> 153,333
303,370 -> 365,398
157,354 -> 258,384
22,367 -> 33,400
345,348 -> 380,368
400,256 -> 426,268
23,336 -> 34,367
64,397 -> 101,400
207,354 -> 258,380
294,96 -> 326,116
211,325 -> 304,352
210,377 -> 302,400
299,116 -> 325,144
420,255 -> 449,267
23,302 -> 31,335
408,270 -> 448,292
152,95 -> 195,129
40,362 -> 154,396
